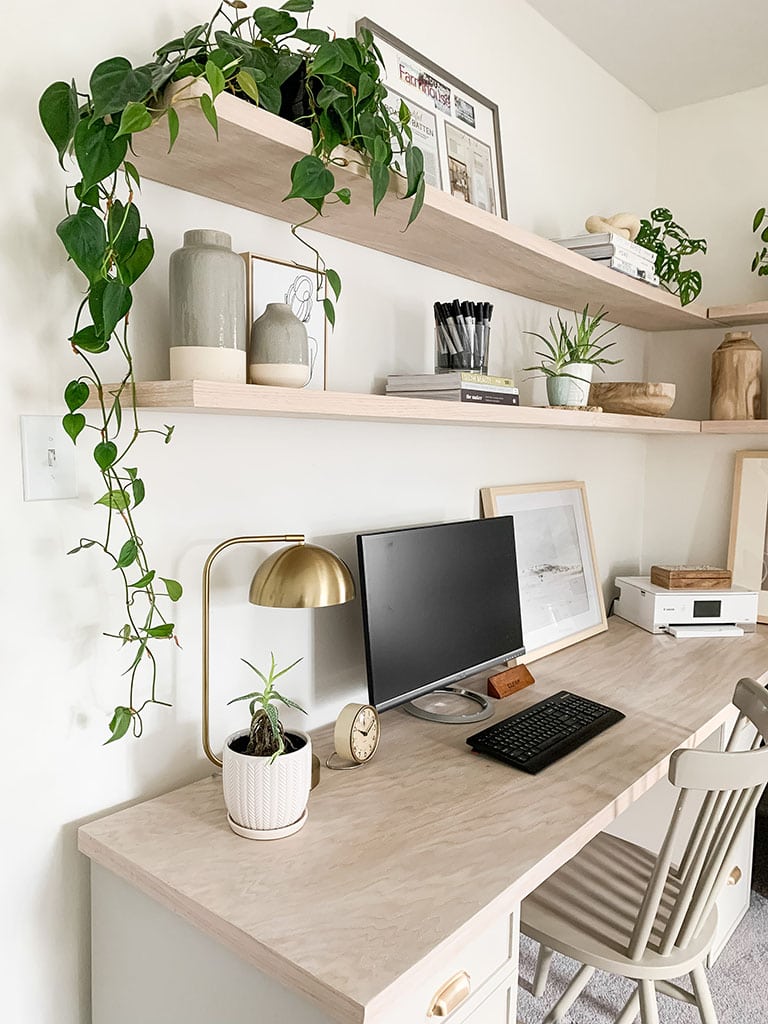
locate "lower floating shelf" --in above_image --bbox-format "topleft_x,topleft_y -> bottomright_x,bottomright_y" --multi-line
702,420 -> 768,434
93,380 -> 703,435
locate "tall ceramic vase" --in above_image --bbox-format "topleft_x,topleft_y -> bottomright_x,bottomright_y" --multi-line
169,229 -> 246,383
249,303 -> 314,387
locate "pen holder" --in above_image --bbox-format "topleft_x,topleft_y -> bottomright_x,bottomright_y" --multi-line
434,325 -> 489,374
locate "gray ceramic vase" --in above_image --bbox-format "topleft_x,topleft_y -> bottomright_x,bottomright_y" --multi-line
168,229 -> 246,383
249,303 -> 314,388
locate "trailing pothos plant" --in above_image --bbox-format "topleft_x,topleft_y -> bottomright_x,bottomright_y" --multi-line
39,0 -> 425,743
635,207 -> 707,307
751,206 -> 768,277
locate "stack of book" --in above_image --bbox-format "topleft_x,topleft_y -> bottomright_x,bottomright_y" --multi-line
386,372 -> 519,406
555,233 -> 660,287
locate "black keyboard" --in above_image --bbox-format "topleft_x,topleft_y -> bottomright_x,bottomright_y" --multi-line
466,691 -> 625,774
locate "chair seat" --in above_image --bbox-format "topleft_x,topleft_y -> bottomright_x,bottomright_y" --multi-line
521,832 -> 718,981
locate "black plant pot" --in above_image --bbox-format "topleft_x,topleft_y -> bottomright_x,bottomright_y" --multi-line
279,61 -> 312,123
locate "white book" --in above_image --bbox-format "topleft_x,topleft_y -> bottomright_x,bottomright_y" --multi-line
593,255 -> 660,287
556,232 -> 656,267
387,371 -> 516,390
386,382 -> 519,396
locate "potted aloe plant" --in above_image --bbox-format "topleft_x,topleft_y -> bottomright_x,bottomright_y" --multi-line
524,305 -> 621,408
223,653 -> 311,838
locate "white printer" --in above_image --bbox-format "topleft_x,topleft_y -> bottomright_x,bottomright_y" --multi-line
614,576 -> 759,637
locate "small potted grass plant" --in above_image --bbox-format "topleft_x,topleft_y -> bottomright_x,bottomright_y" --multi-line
223,653 -> 311,838
524,305 -> 621,407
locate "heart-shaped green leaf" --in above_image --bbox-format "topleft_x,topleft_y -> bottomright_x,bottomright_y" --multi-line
65,380 -> 90,412
285,154 -> 334,202
90,58 -> 153,118
62,412 -> 86,442
105,706 -> 132,744
114,101 -> 153,139
39,80 -> 78,166
74,118 -> 128,192
56,207 -> 107,284
161,577 -> 183,601
94,441 -> 118,470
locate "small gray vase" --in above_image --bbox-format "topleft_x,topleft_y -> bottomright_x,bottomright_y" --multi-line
249,303 -> 314,387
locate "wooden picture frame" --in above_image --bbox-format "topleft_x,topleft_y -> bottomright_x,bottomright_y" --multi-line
481,481 -> 607,662
240,252 -> 328,390
356,18 -> 508,219
728,450 -> 768,622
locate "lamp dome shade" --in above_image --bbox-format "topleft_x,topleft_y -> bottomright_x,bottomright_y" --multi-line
249,543 -> 355,608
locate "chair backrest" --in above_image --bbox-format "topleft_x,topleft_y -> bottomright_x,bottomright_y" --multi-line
628,676 -> 768,961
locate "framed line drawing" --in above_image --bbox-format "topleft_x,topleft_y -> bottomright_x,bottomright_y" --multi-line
728,450 -> 768,622
241,252 -> 328,390
356,18 -> 507,219
481,481 -> 607,661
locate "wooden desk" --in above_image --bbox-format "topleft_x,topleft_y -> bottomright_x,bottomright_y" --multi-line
79,620 -> 768,1024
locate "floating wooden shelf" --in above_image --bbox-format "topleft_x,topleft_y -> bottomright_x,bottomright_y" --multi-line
702,419 -> 768,434
707,302 -> 768,326
93,380 -> 703,435
133,88 -> 710,333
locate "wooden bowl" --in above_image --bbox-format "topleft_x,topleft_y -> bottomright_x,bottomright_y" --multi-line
587,381 -> 676,417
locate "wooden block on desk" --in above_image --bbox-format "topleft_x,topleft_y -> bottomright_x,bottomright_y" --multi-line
488,664 -> 535,699
650,564 -> 732,589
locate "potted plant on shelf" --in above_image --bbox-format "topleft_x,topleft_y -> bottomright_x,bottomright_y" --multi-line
524,305 -> 621,408
223,653 -> 311,839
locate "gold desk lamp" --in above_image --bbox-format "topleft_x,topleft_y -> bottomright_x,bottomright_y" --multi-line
202,535 -> 355,768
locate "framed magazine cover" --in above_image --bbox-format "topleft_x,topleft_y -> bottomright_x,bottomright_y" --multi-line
357,18 -> 507,219
481,481 -> 607,661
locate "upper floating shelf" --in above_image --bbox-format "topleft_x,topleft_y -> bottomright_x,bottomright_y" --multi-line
707,302 -> 768,327
133,90 -> 710,333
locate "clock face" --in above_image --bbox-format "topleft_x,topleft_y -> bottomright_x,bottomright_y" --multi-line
350,705 -> 380,763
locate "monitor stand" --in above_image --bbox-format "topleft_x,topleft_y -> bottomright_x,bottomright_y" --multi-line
404,686 -> 493,724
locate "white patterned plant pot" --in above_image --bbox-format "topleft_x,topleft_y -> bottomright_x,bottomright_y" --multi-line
222,729 -> 312,831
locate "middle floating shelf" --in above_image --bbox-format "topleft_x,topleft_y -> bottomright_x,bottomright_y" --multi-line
132,90 -> 710,333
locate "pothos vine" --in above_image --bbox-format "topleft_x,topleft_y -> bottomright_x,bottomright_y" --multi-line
39,0 -> 424,742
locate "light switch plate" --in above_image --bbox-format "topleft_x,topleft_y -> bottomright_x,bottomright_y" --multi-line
20,415 -> 78,501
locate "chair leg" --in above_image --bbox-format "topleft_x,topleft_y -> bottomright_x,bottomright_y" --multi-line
532,945 -> 554,997
691,964 -> 718,1024
543,964 -> 594,1024
614,988 -> 640,1024
638,980 -> 659,1024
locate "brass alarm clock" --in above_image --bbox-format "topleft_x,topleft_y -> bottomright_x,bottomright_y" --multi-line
326,703 -> 380,769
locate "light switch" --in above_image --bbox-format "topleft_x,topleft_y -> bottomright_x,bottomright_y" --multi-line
20,415 -> 78,501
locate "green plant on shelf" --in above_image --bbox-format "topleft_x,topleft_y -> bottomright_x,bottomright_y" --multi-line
38,0 -> 425,742
635,207 -> 707,307
524,305 -> 622,379
751,207 -> 768,276
228,653 -> 305,761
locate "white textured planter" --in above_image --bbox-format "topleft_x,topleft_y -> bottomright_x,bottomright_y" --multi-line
222,729 -> 311,832
546,363 -> 594,407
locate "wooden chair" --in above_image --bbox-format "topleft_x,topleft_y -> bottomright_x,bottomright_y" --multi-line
522,676 -> 768,1024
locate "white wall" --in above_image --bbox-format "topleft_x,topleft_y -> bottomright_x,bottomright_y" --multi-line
1,2 -> 661,1022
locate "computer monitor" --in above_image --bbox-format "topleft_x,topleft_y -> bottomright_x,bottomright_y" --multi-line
356,517 -> 524,722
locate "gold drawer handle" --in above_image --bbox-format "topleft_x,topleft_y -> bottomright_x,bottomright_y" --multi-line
728,866 -> 742,886
427,971 -> 471,1018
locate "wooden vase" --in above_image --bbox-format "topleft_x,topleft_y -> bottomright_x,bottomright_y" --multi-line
710,331 -> 762,420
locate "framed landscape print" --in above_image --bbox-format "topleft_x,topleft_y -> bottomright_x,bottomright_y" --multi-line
356,18 -> 507,218
241,253 -> 327,390
728,450 -> 768,622
481,481 -> 607,661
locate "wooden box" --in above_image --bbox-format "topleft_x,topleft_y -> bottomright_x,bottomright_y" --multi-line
650,565 -> 733,590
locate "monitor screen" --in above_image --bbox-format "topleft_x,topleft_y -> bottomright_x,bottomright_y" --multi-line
356,517 -> 524,711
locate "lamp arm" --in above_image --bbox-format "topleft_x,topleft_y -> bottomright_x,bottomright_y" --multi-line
202,534 -> 305,768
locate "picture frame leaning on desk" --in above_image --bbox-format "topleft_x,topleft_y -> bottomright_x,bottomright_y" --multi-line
481,481 -> 607,661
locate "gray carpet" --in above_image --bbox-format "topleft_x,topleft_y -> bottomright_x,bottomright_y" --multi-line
517,893 -> 768,1023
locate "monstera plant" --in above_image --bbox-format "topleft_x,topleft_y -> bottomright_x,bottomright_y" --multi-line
38,0 -> 425,742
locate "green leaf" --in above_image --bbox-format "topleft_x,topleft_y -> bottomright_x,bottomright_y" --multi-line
161,577 -> 183,601
131,477 -> 145,507
405,145 -> 424,198
322,297 -> 336,328
94,441 -> 118,470
90,57 -> 153,118
357,71 -> 374,104
147,623 -> 175,638
131,570 -> 155,588
124,466 -> 137,481
311,42 -> 344,76
73,118 -> 128,193
118,236 -> 154,286
115,539 -> 138,569
754,208 -> 766,232
71,325 -> 109,354
105,706 -> 132,744
236,70 -> 260,104
293,27 -> 329,45
284,154 -> 334,201
74,180 -> 101,208
102,280 -> 132,339
39,81 -> 78,166
280,0 -> 313,10
124,160 -> 141,191
406,175 -> 426,228
205,60 -> 226,100
96,489 -> 130,511
164,424 -> 175,444
62,413 -> 86,443
253,7 -> 298,36
272,50 -> 303,86
241,658 -> 270,687
65,380 -> 89,412
326,268 -> 341,301
257,81 -> 282,114
67,539 -> 96,555
316,84 -> 346,107
166,106 -> 180,152
335,188 -> 351,205
199,93 -> 219,139
56,206 -> 107,283
108,201 -> 141,261
114,101 -> 152,139
370,161 -> 389,214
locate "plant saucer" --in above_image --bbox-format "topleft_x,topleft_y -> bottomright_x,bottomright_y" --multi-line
226,807 -> 308,841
